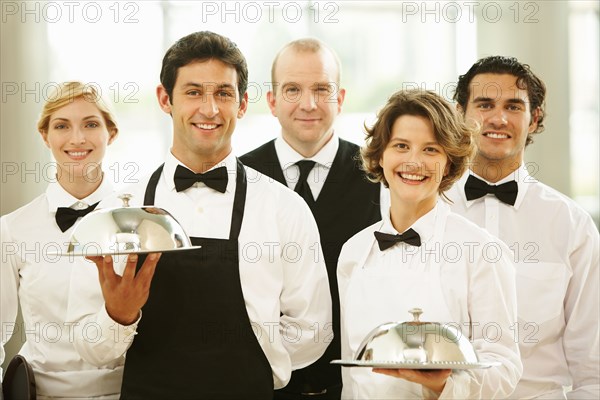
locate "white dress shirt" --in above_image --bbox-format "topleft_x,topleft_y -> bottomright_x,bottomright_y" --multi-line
447,166 -> 600,399
338,201 -> 522,399
66,151 -> 333,389
274,134 -> 390,211
274,134 -> 339,200
1,178 -> 122,398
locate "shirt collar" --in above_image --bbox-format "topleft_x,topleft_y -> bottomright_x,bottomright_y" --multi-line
163,150 -> 237,194
458,164 -> 534,210
46,177 -> 114,213
379,201 -> 438,244
274,133 -> 339,171
512,163 -> 534,209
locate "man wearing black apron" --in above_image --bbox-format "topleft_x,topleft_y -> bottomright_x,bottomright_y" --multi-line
72,31 -> 332,399
118,160 -> 272,399
241,39 -> 383,399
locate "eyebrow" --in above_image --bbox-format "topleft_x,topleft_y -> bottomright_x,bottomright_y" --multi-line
389,138 -> 440,146
50,115 -> 101,123
181,82 -> 236,90
472,96 -> 527,105
281,80 -> 334,87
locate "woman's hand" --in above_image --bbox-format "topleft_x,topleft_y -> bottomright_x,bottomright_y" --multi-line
86,253 -> 161,325
372,368 -> 452,395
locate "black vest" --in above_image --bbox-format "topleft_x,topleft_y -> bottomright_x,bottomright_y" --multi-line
240,138 -> 381,394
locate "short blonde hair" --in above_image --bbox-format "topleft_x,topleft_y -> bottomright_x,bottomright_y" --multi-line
37,81 -> 118,135
362,89 -> 476,193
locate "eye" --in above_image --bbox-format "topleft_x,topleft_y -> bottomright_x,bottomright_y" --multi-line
476,102 -> 493,110
393,143 -> 408,150
53,123 -> 68,130
424,146 -> 440,153
187,90 -> 201,96
284,86 -> 299,94
313,87 -> 332,99
216,90 -> 234,99
85,121 -> 100,128
507,104 -> 524,111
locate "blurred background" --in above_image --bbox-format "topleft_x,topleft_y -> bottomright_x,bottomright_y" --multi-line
1,0 -> 599,369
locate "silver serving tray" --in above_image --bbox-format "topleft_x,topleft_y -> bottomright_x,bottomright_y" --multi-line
45,245 -> 202,257
331,360 -> 500,370
48,194 -> 202,257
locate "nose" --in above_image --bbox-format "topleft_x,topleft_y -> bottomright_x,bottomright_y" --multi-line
198,94 -> 219,118
487,107 -> 508,127
69,127 -> 86,145
405,150 -> 425,171
299,91 -> 317,112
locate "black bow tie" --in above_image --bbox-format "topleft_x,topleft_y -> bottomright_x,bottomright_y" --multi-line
374,229 -> 422,251
174,165 -> 228,193
55,202 -> 99,232
464,174 -> 518,206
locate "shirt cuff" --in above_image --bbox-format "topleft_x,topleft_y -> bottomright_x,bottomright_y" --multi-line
98,305 -> 141,343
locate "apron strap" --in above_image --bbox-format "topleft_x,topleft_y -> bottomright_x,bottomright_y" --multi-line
143,164 -> 164,205
229,159 -> 246,241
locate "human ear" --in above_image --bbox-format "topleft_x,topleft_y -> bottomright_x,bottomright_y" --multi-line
528,106 -> 541,133
39,130 -> 51,148
156,85 -> 172,114
266,90 -> 277,117
237,92 -> 249,118
108,128 -> 119,145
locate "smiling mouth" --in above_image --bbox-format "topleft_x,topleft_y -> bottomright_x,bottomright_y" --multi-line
483,132 -> 510,139
399,172 -> 427,182
66,150 -> 90,158
193,123 -> 220,130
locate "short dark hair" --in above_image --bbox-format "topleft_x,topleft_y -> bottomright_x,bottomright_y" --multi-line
453,55 -> 546,145
362,89 -> 475,194
160,31 -> 248,103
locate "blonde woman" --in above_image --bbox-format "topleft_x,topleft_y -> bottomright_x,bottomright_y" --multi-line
1,82 -> 121,398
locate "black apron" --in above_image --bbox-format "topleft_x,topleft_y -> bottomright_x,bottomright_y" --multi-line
120,160 -> 273,399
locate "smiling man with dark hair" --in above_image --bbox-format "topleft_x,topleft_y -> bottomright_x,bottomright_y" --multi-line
448,55 -> 599,399
67,31 -> 332,399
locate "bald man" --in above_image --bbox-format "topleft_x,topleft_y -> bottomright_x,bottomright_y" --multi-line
241,38 -> 383,400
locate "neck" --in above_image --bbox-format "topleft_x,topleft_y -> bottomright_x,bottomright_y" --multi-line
57,169 -> 103,200
172,148 -> 230,173
470,154 -> 523,183
389,195 -> 436,233
283,131 -> 333,158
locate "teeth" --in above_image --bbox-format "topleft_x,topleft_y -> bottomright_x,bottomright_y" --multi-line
485,132 -> 509,139
400,173 -> 425,181
68,151 -> 89,157
195,123 -> 218,130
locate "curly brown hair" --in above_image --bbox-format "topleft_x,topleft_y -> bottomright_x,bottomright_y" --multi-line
362,89 -> 476,194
